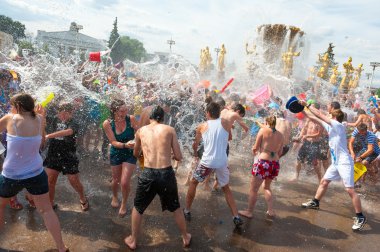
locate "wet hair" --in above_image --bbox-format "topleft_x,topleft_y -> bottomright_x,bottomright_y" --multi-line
357,109 -> 366,115
331,109 -> 344,123
149,105 -> 165,123
357,123 -> 367,132
58,103 -> 74,113
266,115 -> 276,128
232,104 -> 246,117
205,96 -> 213,105
206,102 -> 221,119
10,93 -> 36,118
330,101 -> 341,110
215,97 -> 226,108
110,100 -> 125,120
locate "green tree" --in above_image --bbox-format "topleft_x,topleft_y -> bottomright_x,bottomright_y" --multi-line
0,15 -> 26,42
109,17 -> 121,61
108,18 -> 146,63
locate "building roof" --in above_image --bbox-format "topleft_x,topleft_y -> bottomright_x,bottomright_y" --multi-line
37,30 -> 105,48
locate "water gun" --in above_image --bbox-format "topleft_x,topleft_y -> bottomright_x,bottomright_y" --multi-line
40,92 -> 55,108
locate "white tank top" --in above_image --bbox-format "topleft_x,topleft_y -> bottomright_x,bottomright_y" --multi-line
2,115 -> 43,180
200,118 -> 229,169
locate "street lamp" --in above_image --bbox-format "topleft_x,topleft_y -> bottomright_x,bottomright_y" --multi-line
214,47 -> 221,68
365,73 -> 372,80
167,37 -> 175,53
369,62 -> 380,89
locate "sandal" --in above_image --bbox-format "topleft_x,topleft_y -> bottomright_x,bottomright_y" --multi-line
9,197 -> 23,210
25,195 -> 36,209
80,197 -> 89,211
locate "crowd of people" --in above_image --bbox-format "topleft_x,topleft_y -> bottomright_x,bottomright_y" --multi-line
0,62 -> 379,251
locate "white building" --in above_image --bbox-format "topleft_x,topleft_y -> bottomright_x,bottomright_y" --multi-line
36,22 -> 106,58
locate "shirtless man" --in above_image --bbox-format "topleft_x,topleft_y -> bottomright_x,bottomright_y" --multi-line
184,102 -> 244,227
347,109 -> 373,132
275,111 -> 292,157
124,106 -> 191,250
293,115 -> 323,182
220,104 -> 249,133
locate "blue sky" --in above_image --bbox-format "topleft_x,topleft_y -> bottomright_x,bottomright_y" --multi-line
1,0 -> 380,84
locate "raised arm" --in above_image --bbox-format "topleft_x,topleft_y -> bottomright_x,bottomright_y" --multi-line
347,115 -> 362,127
300,101 -> 332,125
46,129 -> 73,139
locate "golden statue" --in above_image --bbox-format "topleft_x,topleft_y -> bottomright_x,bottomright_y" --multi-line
317,53 -> 330,79
199,49 -> 207,73
282,47 -> 300,77
308,67 -> 316,81
329,66 -> 340,85
349,63 -> 364,89
218,44 -> 226,72
205,46 -> 212,71
340,57 -> 354,90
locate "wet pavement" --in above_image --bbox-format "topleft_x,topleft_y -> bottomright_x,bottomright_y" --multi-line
0,145 -> 379,252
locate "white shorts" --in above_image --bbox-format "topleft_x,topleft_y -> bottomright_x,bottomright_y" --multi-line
193,163 -> 230,187
323,163 -> 354,188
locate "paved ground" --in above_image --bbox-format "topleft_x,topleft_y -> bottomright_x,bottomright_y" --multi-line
0,145 -> 379,252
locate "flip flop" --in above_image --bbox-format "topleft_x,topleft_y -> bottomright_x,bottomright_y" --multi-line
25,195 -> 36,209
80,197 -> 90,211
9,198 -> 23,210
183,234 -> 192,248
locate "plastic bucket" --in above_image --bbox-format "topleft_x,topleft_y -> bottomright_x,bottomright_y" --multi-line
89,52 -> 101,62
354,162 -> 367,182
286,96 -> 304,113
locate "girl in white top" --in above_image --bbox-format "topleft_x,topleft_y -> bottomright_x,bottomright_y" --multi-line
0,93 -> 67,252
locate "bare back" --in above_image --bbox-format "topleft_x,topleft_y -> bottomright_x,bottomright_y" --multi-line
276,118 -> 292,145
136,122 -> 182,168
255,128 -> 284,161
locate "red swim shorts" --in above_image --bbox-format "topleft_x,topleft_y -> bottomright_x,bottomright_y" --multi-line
252,159 -> 280,180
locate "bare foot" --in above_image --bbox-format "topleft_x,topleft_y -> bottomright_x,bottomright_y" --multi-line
238,210 -> 253,218
118,206 -> 127,218
182,233 -> 192,248
266,210 -> 276,218
124,235 -> 136,250
289,177 -> 298,182
111,197 -> 120,208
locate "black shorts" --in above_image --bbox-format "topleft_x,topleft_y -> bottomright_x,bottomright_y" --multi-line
297,140 -> 319,165
134,166 -> 180,214
0,170 -> 49,198
44,152 -> 79,175
318,137 -> 329,161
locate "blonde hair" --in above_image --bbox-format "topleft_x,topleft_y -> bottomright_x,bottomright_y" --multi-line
265,115 -> 276,129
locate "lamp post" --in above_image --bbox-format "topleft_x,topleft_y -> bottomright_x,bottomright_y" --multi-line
214,47 -> 221,68
167,37 -> 175,53
370,62 -> 380,90
366,73 -> 372,80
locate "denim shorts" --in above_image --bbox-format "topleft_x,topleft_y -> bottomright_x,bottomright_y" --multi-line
110,154 -> 137,166
0,170 -> 49,198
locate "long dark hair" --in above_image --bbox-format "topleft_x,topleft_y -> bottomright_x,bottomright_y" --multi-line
110,100 -> 125,120
10,93 -> 36,118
